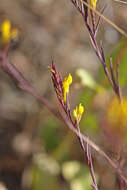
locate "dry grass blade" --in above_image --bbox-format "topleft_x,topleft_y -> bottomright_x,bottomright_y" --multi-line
114,0 -> 127,5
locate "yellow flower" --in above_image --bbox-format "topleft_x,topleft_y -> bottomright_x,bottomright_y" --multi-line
73,103 -> 84,123
90,0 -> 98,9
1,20 -> 18,46
63,74 -> 72,103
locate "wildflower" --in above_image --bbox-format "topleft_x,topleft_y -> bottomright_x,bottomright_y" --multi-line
63,74 -> 72,103
73,103 -> 84,123
1,20 -> 18,46
90,0 -> 98,9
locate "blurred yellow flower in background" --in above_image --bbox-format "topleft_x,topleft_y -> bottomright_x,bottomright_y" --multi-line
107,97 -> 127,130
1,20 -> 18,47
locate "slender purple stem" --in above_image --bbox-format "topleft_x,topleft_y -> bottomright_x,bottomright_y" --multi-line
70,0 -> 122,102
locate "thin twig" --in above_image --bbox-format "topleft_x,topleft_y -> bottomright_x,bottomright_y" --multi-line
109,58 -> 117,89
76,120 -> 99,190
90,10 -> 96,34
0,54 -> 60,119
87,143 -> 98,190
95,4 -> 107,37
116,61 -> 122,101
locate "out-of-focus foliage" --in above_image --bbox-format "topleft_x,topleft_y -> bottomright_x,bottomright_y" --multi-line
32,153 -> 60,190
62,161 -> 98,190
39,117 -> 62,152
76,69 -> 97,90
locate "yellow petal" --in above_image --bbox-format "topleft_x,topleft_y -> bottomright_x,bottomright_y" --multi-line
63,74 -> 72,103
67,74 -> 72,85
1,20 -> 11,45
90,0 -> 98,8
78,103 -> 84,116
73,107 -> 78,120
